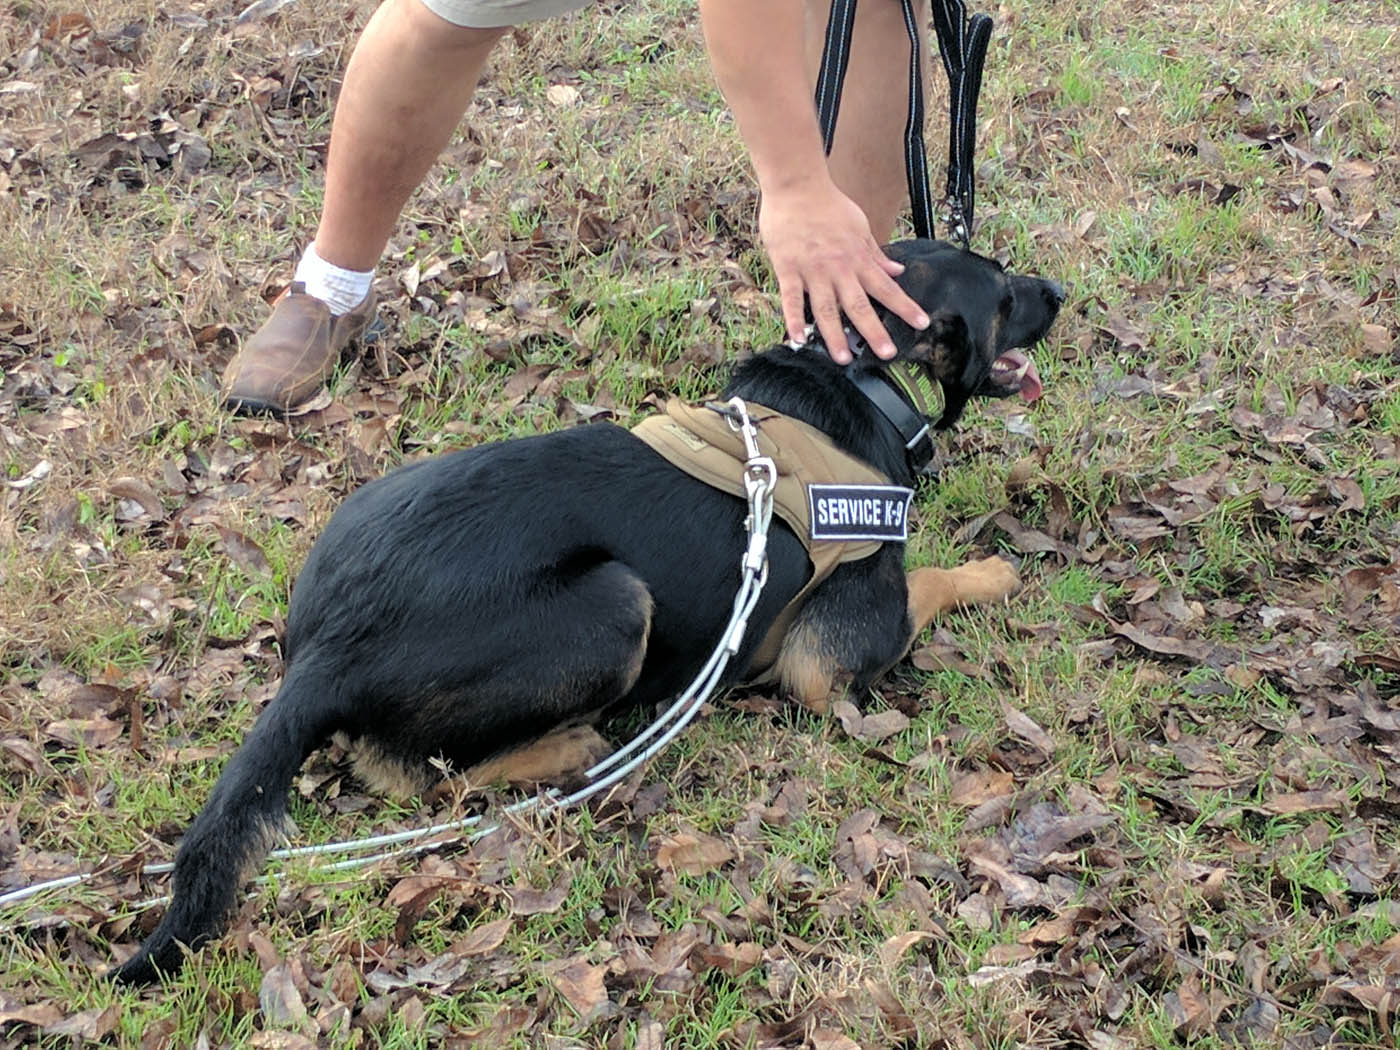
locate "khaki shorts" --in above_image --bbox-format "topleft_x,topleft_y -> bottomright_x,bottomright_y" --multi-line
420,0 -> 592,28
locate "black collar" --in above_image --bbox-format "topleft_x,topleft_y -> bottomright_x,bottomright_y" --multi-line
796,331 -> 940,475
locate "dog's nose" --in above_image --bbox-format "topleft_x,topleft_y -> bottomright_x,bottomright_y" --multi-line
1046,281 -> 1066,308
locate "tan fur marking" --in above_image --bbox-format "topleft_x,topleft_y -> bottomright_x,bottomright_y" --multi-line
342,737 -> 435,800
986,313 -> 1004,362
465,724 -> 612,788
906,556 -> 1021,636
772,621 -> 835,714
617,583 -> 654,697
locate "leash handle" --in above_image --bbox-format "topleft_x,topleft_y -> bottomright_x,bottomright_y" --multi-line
815,0 -> 937,240
932,2 -> 992,246
816,0 -> 992,248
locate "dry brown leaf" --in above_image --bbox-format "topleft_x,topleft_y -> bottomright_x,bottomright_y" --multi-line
1112,620 -> 1223,665
864,978 -> 918,1039
956,893 -> 996,931
877,931 -> 932,970
809,1030 -> 862,1050
832,701 -> 910,742
1360,323 -> 1393,355
546,83 -> 581,107
984,942 -> 1038,965
656,832 -> 734,876
544,954 -> 610,1021
949,768 -> 1015,807
108,476 -> 165,520
384,873 -> 453,909
42,12 -> 93,39
857,709 -> 910,742
964,794 -> 1017,833
966,958 -> 1045,986
1323,979 -> 1395,1029
0,999 -> 63,1027
324,960 -> 360,1005
834,809 -> 881,880
1098,312 -> 1149,352
1262,790 -> 1348,815
993,511 -> 1078,561
402,954 -> 473,990
44,715 -> 123,750
831,699 -> 863,737
761,779 -> 809,825
1164,973 -> 1221,1036
502,363 -> 556,401
634,1019 -> 665,1050
248,1032 -> 317,1050
910,641 -> 988,677
1001,700 -> 1054,755
1018,912 -> 1079,946
967,853 -> 1046,908
1007,805 -> 1115,863
696,941 -> 763,977
258,963 -> 307,1028
386,874 -> 452,944
508,877 -> 570,916
45,1005 -> 121,1040
448,917 -> 511,956
215,524 -> 273,575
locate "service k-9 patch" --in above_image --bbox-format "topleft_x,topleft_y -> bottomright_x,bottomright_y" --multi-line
807,484 -> 915,542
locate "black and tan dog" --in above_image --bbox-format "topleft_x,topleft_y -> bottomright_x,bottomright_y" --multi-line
112,239 -> 1062,983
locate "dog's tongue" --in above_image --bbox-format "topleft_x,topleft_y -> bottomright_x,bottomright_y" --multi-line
994,350 -> 1043,402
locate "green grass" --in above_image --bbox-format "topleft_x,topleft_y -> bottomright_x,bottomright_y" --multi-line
1,0 -> 1397,1046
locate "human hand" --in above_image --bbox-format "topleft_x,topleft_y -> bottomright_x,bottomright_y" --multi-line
758,179 -> 930,364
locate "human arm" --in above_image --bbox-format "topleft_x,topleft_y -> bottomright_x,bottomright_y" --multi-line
697,0 -> 929,362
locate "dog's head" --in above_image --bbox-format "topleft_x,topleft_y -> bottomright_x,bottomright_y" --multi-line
871,239 -> 1063,429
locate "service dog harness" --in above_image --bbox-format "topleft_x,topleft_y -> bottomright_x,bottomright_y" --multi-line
632,399 -> 915,679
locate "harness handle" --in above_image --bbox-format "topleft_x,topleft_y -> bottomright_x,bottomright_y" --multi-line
931,1 -> 992,247
814,0 -> 991,248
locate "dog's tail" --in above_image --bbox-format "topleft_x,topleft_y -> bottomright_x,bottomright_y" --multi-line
111,661 -> 341,984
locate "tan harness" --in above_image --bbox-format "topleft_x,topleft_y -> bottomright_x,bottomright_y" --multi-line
632,399 -> 902,678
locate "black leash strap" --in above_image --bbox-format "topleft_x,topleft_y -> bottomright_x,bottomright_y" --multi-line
930,0 -> 992,247
898,0 -> 937,242
814,0 -> 859,157
814,0 -> 991,248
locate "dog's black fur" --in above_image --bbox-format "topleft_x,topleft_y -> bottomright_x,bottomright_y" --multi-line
112,240 -> 1062,983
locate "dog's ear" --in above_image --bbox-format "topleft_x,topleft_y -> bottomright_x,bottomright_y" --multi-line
902,310 -> 983,431
903,311 -> 971,383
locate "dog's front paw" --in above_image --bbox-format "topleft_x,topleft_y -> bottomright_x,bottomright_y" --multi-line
955,556 -> 1022,604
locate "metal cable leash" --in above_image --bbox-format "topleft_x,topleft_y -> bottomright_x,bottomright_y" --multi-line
0,399 -> 779,910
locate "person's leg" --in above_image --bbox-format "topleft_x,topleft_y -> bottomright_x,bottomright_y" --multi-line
803,0 -> 931,243
313,0 -> 508,273
226,0 -> 604,413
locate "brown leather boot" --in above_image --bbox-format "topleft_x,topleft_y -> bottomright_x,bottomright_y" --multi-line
220,284 -> 378,414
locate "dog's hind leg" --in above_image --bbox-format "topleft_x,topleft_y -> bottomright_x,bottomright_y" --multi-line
464,724 -> 613,788
364,556 -> 655,784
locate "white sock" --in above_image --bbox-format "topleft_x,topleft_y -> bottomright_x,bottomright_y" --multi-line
292,243 -> 374,316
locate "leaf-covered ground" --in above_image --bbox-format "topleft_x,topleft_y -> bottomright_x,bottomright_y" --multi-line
2,0 -> 1398,1047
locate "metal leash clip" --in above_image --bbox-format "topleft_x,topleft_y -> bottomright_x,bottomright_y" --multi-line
717,396 -> 776,582
943,196 -> 969,250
